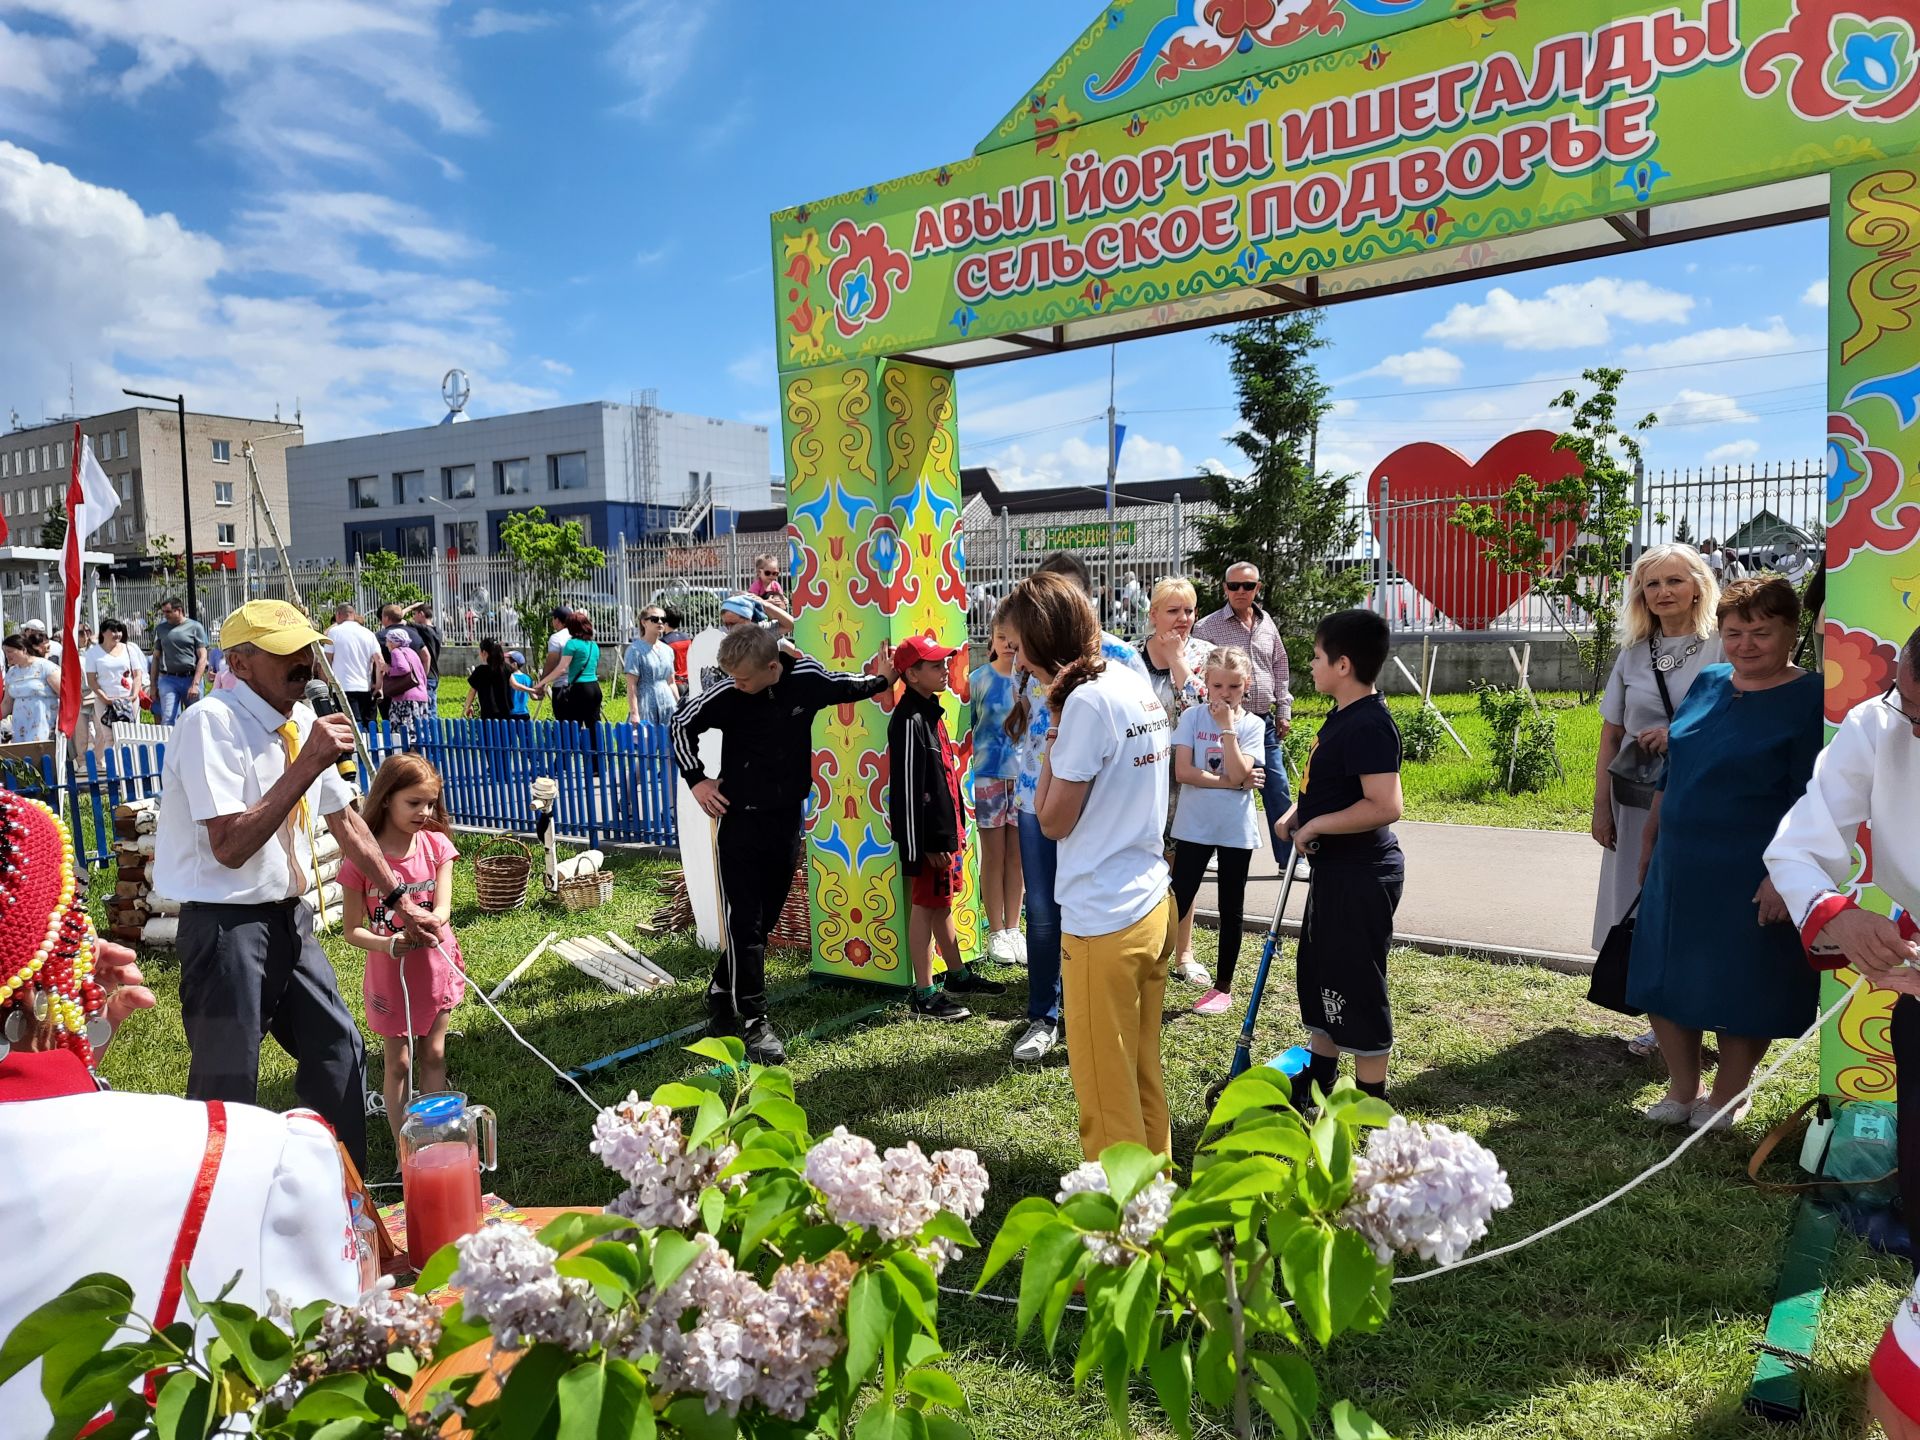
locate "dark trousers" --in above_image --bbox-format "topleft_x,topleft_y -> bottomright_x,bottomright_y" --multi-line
345,690 -> 378,726
1017,810 -> 1062,1026
1263,712 -> 1295,866
712,809 -> 803,1027
1896,995 -> 1920,1243
1170,840 -> 1253,989
1295,860 -> 1403,1058
178,899 -> 368,1171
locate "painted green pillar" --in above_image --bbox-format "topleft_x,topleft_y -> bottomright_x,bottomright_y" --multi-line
1819,159 -> 1920,1101
780,357 -> 983,985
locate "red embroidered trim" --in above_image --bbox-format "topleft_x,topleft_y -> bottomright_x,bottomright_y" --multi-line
1874,1325 -> 1920,1424
153,1100 -> 228,1329
1801,892 -> 1858,967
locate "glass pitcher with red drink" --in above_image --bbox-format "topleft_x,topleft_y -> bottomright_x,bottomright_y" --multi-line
398,1091 -> 497,1271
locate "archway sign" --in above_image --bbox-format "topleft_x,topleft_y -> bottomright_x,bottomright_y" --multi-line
771,0 -> 1920,1079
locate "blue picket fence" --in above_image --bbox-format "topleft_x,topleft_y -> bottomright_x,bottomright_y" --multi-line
0,717 -> 680,868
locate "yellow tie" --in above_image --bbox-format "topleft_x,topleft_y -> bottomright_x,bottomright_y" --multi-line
276,719 -> 323,925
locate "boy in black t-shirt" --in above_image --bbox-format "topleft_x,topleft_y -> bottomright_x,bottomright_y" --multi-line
1272,609 -> 1405,1108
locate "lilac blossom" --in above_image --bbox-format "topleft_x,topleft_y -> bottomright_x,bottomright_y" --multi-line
592,1094 -> 740,1231
1341,1118 -> 1513,1267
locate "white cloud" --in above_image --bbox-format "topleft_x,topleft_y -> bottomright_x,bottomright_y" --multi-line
1621,316 -> 1798,367
1426,277 -> 1695,350
726,348 -> 773,387
539,357 -> 573,375
983,431 -> 1188,490
632,244 -> 672,267
609,0 -> 709,119
1364,347 -> 1462,386
0,140 -> 551,440
1706,439 -> 1761,463
467,7 -> 553,37
1664,388 -> 1756,425
1802,279 -> 1828,308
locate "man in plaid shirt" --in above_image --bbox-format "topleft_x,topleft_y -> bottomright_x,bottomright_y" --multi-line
1192,560 -> 1294,865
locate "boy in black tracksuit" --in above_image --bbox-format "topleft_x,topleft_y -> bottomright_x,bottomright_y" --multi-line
670,624 -> 894,1063
886,637 -> 1004,1022
1271,609 -> 1406,1109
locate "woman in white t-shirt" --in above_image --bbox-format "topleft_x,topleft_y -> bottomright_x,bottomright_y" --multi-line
84,618 -> 148,731
999,571 -> 1173,1163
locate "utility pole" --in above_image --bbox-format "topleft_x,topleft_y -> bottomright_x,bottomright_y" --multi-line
123,387 -> 196,621
1105,346 -> 1118,629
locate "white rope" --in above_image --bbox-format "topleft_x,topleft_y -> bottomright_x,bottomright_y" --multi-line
939,976 -> 1872,1313
437,939 -> 603,1112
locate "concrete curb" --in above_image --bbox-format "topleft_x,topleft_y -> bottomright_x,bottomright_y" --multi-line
1193,908 -> 1595,978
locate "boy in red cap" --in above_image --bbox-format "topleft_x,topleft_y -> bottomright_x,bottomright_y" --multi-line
888,635 -> 1003,1020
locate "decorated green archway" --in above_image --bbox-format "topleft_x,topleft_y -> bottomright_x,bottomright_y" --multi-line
769,0 -> 1920,1100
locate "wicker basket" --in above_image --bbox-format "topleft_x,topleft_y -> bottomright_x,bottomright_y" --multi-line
473,838 -> 533,914
556,869 -> 614,912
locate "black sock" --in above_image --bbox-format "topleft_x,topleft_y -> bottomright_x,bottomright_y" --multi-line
1292,1052 -> 1340,1108
1357,1078 -> 1387,1101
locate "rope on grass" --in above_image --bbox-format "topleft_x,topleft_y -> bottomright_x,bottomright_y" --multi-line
940,976 -> 1870,1314
438,940 -> 604,1112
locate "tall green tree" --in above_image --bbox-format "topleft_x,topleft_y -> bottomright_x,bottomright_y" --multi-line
357,549 -> 428,613
38,505 -> 66,548
1189,312 -> 1366,642
498,506 -> 606,646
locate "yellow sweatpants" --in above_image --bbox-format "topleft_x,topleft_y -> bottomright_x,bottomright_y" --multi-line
1062,892 -> 1176,1162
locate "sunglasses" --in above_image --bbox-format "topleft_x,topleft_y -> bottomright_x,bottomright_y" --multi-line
759,570 -> 779,577
1883,684 -> 1920,729
1225,580 -> 1259,592
642,614 -> 666,623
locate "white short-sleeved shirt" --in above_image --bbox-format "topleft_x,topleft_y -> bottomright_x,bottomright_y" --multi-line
1170,705 -> 1265,850
1048,664 -> 1171,936
325,620 -> 382,693
0,1093 -> 359,1439
153,681 -> 359,906
83,642 -> 147,703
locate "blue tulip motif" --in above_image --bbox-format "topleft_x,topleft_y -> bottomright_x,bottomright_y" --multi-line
871,527 -> 899,580
1106,7 -> 1124,28
1616,158 -> 1671,203
1237,242 -> 1271,278
1236,79 -> 1260,106
842,271 -> 873,322
862,186 -> 879,206
951,304 -> 978,336
1837,30 -> 1905,95
1827,436 -> 1865,507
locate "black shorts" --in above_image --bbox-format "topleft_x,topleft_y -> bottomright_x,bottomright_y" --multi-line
1295,858 -> 1403,1057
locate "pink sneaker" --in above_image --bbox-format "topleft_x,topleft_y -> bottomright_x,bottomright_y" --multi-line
1193,988 -> 1233,1016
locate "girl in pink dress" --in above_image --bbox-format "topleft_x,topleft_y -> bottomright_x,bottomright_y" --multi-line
339,752 -> 464,1142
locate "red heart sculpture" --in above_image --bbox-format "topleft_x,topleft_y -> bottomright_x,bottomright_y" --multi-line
1366,430 -> 1585,630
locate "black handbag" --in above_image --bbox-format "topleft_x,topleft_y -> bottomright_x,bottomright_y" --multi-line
1588,894 -> 1644,1016
1607,649 -> 1676,808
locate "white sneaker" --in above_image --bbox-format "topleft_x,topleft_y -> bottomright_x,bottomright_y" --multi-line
1174,955 -> 1211,987
988,930 -> 1021,965
1012,1019 -> 1058,1063
1011,930 -> 1028,965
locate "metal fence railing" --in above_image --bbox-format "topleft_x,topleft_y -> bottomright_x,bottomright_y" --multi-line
10,458 -> 1822,651
2,716 -> 681,867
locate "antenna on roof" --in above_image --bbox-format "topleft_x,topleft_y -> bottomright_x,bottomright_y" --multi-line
68,364 -> 75,417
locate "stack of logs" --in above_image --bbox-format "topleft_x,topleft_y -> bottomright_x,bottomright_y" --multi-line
104,797 -> 346,949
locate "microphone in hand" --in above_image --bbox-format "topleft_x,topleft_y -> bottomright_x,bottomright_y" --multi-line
304,680 -> 359,782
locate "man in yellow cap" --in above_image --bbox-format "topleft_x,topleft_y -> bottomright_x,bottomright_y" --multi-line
153,600 -> 442,1170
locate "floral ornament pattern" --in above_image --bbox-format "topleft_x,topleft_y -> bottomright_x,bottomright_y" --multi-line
1617,157 -> 1671,203
1823,623 -> 1901,722
1745,4 -> 1920,123
1827,412 -> 1920,565
1085,0 -> 1359,103
1839,169 -> 1920,365
826,220 -> 911,341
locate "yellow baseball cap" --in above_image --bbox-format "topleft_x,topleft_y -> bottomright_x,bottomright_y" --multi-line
219,600 -> 327,655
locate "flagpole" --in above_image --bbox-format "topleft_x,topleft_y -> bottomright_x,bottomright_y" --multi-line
122,387 -> 196,622
1106,345 -> 1117,632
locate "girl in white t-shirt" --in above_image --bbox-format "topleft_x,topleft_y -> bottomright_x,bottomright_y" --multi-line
1168,648 -> 1266,1017
999,570 -> 1173,1163
84,618 -> 147,728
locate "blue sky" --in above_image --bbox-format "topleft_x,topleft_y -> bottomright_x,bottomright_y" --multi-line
0,1 -> 1830,496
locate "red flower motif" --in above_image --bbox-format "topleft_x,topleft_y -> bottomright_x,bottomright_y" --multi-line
1824,623 -> 1900,723
845,939 -> 872,968
1203,0 -> 1277,39
1827,413 -> 1920,566
827,220 -> 911,340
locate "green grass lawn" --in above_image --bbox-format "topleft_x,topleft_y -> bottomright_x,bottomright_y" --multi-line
94,849 -> 1903,1439
431,676 -> 1606,832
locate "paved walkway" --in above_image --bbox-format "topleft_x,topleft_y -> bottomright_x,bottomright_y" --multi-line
1192,820 -> 1601,970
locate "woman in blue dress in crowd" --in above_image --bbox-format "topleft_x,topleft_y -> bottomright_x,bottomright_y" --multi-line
1629,576 -> 1823,1130
623,606 -> 679,726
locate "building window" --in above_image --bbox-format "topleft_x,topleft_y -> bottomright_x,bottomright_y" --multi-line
214,480 -> 234,506
216,523 -> 236,545
1,452 -> 7,477
349,530 -> 385,559
211,439 -> 231,464
447,520 -> 479,556
11,451 -> 19,474
116,429 -> 127,459
443,463 -> 475,500
399,522 -> 433,559
28,448 -> 38,473
118,476 -> 130,500
494,457 -> 529,495
54,442 -> 64,469
549,451 -> 587,491
393,470 -> 426,505
349,476 -> 379,509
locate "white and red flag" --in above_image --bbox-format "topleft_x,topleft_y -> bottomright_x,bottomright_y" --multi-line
58,423 -> 119,737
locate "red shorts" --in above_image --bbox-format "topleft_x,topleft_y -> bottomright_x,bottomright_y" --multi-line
910,852 -> 963,911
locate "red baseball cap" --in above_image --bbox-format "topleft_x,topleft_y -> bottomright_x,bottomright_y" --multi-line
893,635 -> 959,672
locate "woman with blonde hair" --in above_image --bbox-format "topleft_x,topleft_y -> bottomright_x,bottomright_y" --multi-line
1136,576 -> 1219,985
1592,543 -> 1721,1049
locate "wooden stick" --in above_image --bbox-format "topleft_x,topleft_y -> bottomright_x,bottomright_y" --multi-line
607,934 -> 676,985
489,931 -> 557,1002
1390,654 -> 1471,758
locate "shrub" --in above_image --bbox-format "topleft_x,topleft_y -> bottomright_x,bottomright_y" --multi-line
1400,703 -> 1445,763
1474,683 -> 1560,794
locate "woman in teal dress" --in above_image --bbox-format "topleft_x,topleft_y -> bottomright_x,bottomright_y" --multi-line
1628,576 -> 1823,1130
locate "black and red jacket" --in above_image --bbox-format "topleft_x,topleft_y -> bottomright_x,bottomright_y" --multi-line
887,687 -> 962,872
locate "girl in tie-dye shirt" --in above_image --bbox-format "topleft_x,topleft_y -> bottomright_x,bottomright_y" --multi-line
970,626 -> 1023,964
